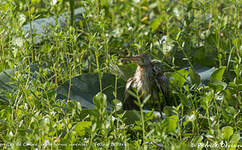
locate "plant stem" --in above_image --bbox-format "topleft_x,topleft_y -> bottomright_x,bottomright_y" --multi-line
69,0 -> 74,26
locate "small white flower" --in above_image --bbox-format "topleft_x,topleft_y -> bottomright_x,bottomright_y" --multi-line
51,0 -> 58,6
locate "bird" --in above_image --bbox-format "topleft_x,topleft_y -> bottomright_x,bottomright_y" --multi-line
121,54 -> 169,114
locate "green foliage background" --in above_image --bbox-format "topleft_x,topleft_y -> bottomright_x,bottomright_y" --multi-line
0,0 -> 241,149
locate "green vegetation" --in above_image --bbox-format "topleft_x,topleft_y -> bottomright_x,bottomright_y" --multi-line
0,0 -> 241,149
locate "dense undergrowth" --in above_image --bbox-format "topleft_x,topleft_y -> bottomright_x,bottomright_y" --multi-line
0,0 -> 241,149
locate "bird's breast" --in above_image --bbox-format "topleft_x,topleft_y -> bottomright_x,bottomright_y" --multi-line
132,67 -> 154,95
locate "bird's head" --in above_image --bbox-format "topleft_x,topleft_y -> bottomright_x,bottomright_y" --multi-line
122,54 -> 152,66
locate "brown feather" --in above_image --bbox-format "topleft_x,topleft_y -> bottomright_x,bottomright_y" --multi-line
122,55 -> 169,112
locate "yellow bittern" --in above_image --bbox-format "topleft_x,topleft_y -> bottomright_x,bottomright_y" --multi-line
122,54 -> 169,113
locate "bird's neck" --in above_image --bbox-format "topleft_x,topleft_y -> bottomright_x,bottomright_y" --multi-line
135,65 -> 152,81
133,65 -> 153,96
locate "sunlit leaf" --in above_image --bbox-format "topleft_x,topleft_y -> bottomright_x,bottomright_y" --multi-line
164,115 -> 178,133
73,121 -> 92,136
210,66 -> 226,82
228,132 -> 240,150
209,80 -> 227,91
93,92 -> 107,110
200,90 -> 214,110
222,126 -> 233,140
150,16 -> 162,32
32,0 -> 41,4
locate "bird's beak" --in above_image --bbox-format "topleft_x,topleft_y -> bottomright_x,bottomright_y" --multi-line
121,56 -> 142,62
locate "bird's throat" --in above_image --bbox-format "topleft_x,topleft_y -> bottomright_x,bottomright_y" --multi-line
134,65 -> 153,94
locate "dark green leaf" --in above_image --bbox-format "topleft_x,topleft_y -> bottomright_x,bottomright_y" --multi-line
118,63 -> 137,80
169,68 -> 189,89
189,68 -> 201,86
56,73 -> 125,110
0,69 -> 16,104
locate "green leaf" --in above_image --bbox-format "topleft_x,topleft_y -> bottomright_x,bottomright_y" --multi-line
169,68 -> 189,89
0,69 -> 15,90
210,66 -> 226,82
123,110 -> 142,124
200,90 -> 214,110
93,92 -> 107,110
56,73 -> 126,110
123,110 -> 161,124
187,2 -> 193,12
164,115 -> 178,133
222,126 -> 233,140
144,110 -> 154,121
32,0 -> 41,4
228,132 -> 240,150
209,80 -> 227,91
150,16 -> 162,32
40,117 -> 50,133
189,68 -> 201,86
0,69 -> 16,104
118,63 -> 137,80
74,121 -> 92,136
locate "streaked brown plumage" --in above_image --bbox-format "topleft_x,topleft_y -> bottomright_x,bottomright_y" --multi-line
122,54 -> 169,113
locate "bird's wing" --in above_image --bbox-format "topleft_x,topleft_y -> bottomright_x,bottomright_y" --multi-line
125,77 -> 133,91
123,77 -> 139,110
158,75 -> 169,96
152,61 -> 169,97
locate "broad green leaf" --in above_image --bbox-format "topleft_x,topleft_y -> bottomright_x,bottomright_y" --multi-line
209,80 -> 227,91
200,90 -> 214,110
186,1 -> 193,12
150,16 -> 162,32
0,69 -> 16,104
193,46 -> 217,66
0,2 -> 11,12
101,0 -> 109,6
93,92 -> 107,110
0,69 -> 15,90
111,99 -> 122,111
74,121 -> 92,136
32,0 -> 41,4
162,37 -> 175,55
210,66 -> 226,82
144,110 -> 154,121
169,68 -> 189,89
123,110 -> 161,124
164,115 -> 178,133
118,63 -> 137,80
56,73 -> 125,110
78,109 -> 99,120
123,110 -> 142,124
228,132 -> 240,150
222,126 -> 233,140
189,68 -> 201,86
